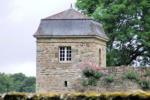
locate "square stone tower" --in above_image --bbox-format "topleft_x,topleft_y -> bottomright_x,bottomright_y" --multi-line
34,8 -> 109,92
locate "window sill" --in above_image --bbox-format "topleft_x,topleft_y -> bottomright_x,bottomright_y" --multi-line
59,61 -> 72,63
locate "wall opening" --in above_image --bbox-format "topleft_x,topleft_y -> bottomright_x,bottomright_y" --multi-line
99,48 -> 101,66
64,81 -> 68,87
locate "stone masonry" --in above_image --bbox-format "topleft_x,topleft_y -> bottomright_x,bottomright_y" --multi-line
36,37 -> 107,92
34,8 -> 109,93
34,8 -> 150,93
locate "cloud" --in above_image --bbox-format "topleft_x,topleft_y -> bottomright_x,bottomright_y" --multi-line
0,0 -> 77,76
0,0 -> 14,19
1,62 -> 36,76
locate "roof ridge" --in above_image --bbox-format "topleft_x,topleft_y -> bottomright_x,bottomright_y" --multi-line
43,8 -> 91,19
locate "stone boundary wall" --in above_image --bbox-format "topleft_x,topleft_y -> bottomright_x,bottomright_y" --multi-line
1,91 -> 150,100
73,66 -> 150,92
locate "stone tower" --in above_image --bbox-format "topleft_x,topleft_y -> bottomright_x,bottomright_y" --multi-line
34,8 -> 109,92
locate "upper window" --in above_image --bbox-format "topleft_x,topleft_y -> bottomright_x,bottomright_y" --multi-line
59,47 -> 71,62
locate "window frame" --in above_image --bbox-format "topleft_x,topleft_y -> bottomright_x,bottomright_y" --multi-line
59,46 -> 71,62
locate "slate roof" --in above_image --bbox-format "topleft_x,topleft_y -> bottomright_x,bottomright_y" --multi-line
34,8 -> 109,41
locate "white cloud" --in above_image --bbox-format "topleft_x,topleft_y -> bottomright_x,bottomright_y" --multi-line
0,0 -> 77,76
0,62 -> 36,76
9,0 -> 77,22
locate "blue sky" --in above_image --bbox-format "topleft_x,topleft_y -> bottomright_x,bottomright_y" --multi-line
0,0 -> 76,76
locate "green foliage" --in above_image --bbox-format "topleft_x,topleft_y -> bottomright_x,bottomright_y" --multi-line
19,77 -> 36,92
139,79 -> 150,89
144,70 -> 150,76
0,73 -> 13,93
83,69 -> 102,79
0,73 -> 35,93
83,69 -> 94,78
125,69 -> 140,80
88,78 -> 97,86
105,75 -> 114,83
81,61 -> 103,87
82,79 -> 88,87
76,0 -> 150,66
82,68 -> 102,86
93,71 -> 103,79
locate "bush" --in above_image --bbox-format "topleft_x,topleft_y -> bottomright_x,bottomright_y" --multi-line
80,61 -> 103,86
88,78 -> 97,86
144,70 -> 150,77
93,71 -> 103,79
140,79 -> 150,89
124,68 -> 140,81
83,69 -> 94,78
105,75 -> 114,83
82,80 -> 88,87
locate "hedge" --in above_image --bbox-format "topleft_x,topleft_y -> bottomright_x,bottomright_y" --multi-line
1,91 -> 150,100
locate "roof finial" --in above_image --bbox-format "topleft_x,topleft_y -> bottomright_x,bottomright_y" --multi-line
70,4 -> 73,9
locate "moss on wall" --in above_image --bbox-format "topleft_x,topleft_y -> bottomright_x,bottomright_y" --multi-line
1,91 -> 150,100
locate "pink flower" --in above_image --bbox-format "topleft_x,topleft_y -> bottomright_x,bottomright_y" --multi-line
139,77 -> 143,81
93,66 -> 99,72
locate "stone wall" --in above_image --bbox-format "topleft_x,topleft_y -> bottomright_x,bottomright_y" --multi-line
36,37 -> 150,93
73,67 -> 150,92
1,91 -> 150,100
36,37 -> 106,93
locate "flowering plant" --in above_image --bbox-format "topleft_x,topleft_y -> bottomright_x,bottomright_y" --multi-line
139,77 -> 150,89
123,67 -> 140,81
80,61 -> 103,86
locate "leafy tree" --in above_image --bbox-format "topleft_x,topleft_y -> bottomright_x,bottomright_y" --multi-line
0,73 -> 13,93
76,0 -> 150,66
0,73 -> 35,93
10,73 -> 26,91
20,77 -> 36,92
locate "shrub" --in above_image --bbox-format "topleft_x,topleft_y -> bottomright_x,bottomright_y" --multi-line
93,71 -> 103,79
80,61 -> 103,86
83,69 -> 94,78
144,70 -> 150,77
139,79 -> 150,89
124,67 -> 140,81
82,80 -> 88,87
82,69 -> 102,79
88,78 -> 97,86
105,75 -> 114,83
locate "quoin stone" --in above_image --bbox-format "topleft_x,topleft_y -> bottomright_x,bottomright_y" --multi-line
34,8 -> 109,92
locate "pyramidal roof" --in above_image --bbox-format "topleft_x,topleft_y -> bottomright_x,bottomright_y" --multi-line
43,8 -> 91,19
34,8 -> 109,41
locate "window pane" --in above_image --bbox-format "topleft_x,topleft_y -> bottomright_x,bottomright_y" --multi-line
59,47 -> 65,61
66,46 -> 71,61
59,46 -> 71,61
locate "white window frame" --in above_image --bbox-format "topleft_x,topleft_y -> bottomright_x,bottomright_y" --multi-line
59,46 -> 71,62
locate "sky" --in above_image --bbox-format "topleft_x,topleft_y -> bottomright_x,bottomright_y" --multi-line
0,0 -> 76,76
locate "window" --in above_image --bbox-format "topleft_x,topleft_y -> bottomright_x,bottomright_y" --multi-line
99,48 -> 101,66
59,47 -> 71,62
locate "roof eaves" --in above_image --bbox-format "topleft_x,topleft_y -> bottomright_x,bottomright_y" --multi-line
34,35 -> 109,42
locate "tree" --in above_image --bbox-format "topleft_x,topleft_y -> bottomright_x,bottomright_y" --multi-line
10,73 -> 26,91
0,73 -> 35,93
20,77 -> 36,92
0,73 -> 13,93
76,0 -> 150,66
